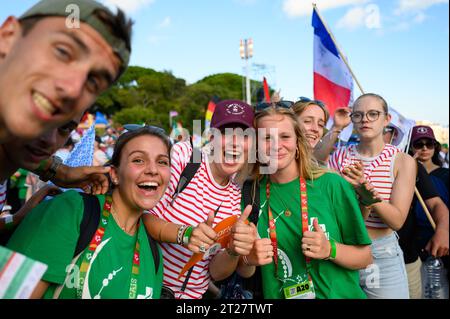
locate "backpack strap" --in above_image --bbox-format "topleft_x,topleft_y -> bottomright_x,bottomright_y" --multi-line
75,193 -> 161,275
74,193 -> 101,257
171,146 -> 202,204
242,179 -> 260,225
145,227 -> 161,275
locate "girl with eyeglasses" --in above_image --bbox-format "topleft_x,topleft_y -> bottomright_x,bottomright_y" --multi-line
328,93 -> 417,299
240,105 -> 372,299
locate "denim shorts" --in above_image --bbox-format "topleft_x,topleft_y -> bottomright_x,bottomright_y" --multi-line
359,231 -> 410,299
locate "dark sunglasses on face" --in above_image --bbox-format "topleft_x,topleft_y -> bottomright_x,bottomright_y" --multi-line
123,124 -> 166,135
255,100 -> 294,112
350,110 -> 387,123
296,96 -> 326,109
413,140 -> 435,150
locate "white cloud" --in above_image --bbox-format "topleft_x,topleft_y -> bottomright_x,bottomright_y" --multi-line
158,16 -> 171,29
413,12 -> 427,23
395,0 -> 448,14
336,7 -> 365,29
102,0 -> 155,14
282,0 -> 367,18
337,4 -> 381,30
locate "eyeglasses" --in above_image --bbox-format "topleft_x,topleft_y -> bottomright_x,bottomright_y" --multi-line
255,100 -> 294,112
413,140 -> 435,150
123,124 -> 166,135
296,96 -> 326,109
350,110 -> 387,123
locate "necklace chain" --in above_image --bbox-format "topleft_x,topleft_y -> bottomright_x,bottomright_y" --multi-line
111,204 -> 136,235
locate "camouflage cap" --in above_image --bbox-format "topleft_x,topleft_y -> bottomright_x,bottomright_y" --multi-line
20,0 -> 130,78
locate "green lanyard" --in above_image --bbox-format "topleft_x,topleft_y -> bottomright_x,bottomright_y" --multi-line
266,177 -> 312,277
77,195 -> 141,299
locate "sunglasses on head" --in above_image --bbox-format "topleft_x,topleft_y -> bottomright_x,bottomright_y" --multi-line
255,100 -> 294,112
296,96 -> 326,108
123,124 -> 166,135
413,140 -> 435,149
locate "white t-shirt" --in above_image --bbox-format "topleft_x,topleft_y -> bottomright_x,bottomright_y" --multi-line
148,141 -> 242,299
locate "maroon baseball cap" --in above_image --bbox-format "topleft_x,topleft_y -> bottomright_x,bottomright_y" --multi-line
210,100 -> 254,129
411,125 -> 437,144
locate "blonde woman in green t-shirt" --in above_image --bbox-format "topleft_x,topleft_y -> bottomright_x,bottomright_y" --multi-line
8,126 -> 171,299
241,103 -> 373,299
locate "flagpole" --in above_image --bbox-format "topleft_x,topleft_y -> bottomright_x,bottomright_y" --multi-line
312,3 -> 436,229
312,3 -> 365,95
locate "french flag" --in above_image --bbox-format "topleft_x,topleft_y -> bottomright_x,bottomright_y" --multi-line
312,9 -> 353,117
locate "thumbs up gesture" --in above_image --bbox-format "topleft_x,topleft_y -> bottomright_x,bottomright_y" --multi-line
301,218 -> 331,260
187,210 -> 217,254
228,205 -> 257,257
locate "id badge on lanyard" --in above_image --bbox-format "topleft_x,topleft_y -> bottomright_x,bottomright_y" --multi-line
266,177 -> 317,299
283,274 -> 316,299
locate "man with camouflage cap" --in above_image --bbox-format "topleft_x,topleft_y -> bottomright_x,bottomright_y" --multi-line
0,0 -> 132,143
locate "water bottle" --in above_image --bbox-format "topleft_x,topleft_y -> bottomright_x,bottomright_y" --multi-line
423,256 -> 446,299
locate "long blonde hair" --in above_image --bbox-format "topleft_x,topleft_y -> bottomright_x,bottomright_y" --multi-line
253,107 -> 328,181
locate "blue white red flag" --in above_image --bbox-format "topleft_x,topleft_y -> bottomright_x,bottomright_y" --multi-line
312,8 -> 353,118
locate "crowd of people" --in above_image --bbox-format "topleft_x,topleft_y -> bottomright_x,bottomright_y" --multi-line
0,0 -> 448,300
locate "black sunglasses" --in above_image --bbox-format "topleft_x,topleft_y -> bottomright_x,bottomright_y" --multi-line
413,140 -> 435,149
296,96 -> 326,108
255,100 -> 294,112
123,124 -> 166,135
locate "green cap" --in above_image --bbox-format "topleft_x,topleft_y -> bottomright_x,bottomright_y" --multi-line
20,0 -> 130,78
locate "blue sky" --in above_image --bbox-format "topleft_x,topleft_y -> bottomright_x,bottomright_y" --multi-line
2,0 -> 449,125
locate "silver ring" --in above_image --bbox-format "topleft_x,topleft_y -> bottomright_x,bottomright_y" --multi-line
199,245 -> 206,253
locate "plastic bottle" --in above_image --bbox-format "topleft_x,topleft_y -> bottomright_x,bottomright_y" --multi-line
423,256 -> 446,299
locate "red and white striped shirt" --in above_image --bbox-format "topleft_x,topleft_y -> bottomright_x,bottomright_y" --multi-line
0,181 -> 7,212
328,144 -> 400,229
149,141 -> 242,299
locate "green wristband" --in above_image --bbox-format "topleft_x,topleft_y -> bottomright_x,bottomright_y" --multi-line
182,226 -> 193,246
325,239 -> 337,260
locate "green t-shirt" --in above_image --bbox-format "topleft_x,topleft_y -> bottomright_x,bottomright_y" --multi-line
7,190 -> 163,299
256,173 -> 371,299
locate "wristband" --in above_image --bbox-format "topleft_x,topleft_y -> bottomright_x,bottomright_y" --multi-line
182,226 -> 193,246
176,225 -> 187,245
2,215 -> 14,230
226,247 -> 239,257
39,156 -> 62,182
324,239 -> 337,260
243,255 -> 252,266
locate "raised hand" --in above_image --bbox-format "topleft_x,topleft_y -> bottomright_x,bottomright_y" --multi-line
301,218 -> 331,260
52,165 -> 111,194
187,210 -> 217,254
246,238 -> 274,266
228,205 -> 257,256
333,107 -> 351,130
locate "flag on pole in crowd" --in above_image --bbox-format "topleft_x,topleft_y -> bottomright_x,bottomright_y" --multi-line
64,123 -> 95,167
387,107 -> 416,152
312,7 -> 354,118
263,77 -> 271,102
204,99 -> 217,132
169,110 -> 179,118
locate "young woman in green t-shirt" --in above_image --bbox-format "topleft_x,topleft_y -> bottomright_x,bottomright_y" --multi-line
8,126 -> 172,299
241,104 -> 373,299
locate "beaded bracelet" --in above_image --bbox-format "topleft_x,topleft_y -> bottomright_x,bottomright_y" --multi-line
176,225 -> 187,245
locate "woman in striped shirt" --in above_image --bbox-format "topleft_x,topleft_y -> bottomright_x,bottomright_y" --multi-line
143,100 -> 257,299
328,93 -> 416,298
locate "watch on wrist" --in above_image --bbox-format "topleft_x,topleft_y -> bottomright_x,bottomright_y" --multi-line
39,156 -> 63,182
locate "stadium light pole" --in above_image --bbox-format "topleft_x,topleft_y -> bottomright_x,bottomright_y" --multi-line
240,38 -> 253,105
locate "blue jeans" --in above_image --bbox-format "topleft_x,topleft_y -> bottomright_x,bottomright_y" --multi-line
359,231 -> 410,299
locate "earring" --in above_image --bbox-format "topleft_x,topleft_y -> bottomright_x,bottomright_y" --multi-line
113,179 -> 118,185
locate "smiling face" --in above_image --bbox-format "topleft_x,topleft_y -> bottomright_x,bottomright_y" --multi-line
297,104 -> 326,148
257,114 -> 298,174
0,16 -> 120,141
209,126 -> 254,181
2,116 -> 80,173
110,135 -> 171,212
